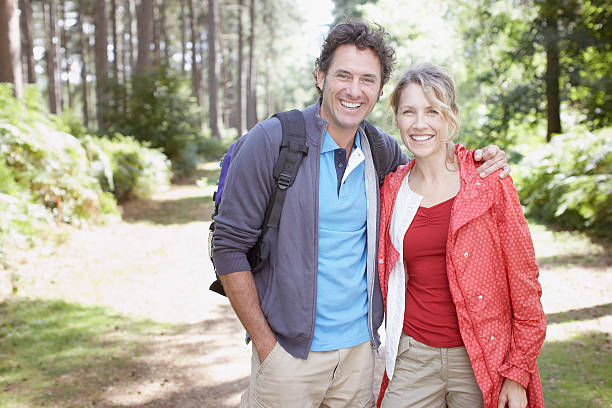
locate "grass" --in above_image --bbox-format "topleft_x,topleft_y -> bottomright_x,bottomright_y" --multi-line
539,331 -> 611,407
528,220 -> 612,407
0,299 -> 172,407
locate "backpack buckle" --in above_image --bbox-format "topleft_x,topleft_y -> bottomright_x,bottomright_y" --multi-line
278,173 -> 292,189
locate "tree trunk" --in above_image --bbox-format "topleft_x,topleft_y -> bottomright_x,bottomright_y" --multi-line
153,2 -> 160,66
18,0 -> 35,84
160,0 -> 169,65
0,0 -> 23,98
120,1 -> 128,111
43,0 -> 60,113
246,0 -> 257,129
78,3 -> 89,127
95,0 -> 108,128
188,0 -> 203,106
263,9 -> 272,118
180,0 -> 186,74
60,0 -> 72,109
126,0 -> 135,73
543,0 -> 561,142
137,0 -> 154,73
236,0 -> 245,135
208,0 -> 221,138
220,30 -> 232,129
110,0 -> 119,82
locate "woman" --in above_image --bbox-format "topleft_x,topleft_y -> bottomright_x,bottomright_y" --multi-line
376,63 -> 546,408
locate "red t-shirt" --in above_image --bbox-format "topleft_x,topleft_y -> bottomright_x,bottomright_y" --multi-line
402,196 -> 463,348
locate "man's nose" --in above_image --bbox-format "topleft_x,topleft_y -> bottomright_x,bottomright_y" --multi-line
346,78 -> 361,97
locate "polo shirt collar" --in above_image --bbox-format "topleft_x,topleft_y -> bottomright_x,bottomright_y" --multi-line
321,129 -> 361,154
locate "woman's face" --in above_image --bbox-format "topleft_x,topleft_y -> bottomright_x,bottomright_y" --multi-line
397,83 -> 449,160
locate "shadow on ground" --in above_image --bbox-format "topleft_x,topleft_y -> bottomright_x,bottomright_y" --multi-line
546,303 -> 612,325
537,251 -> 612,270
121,196 -> 214,225
172,164 -> 222,186
102,380 -> 248,408
0,298 -> 244,408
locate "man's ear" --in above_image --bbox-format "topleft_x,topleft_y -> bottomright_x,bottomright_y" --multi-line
316,69 -> 325,91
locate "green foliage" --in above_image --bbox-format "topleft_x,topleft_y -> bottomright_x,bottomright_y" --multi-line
449,0 -> 542,147
197,136 -> 234,162
105,67 -> 204,176
450,0 -> 611,145
515,127 -> 612,236
531,0 -> 612,128
0,114 -> 115,226
85,134 -> 172,202
0,83 -> 175,259
56,109 -> 90,139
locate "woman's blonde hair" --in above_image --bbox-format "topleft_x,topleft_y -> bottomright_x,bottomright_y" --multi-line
389,63 -> 460,141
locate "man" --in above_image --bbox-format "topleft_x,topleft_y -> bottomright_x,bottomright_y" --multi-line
212,21 -> 509,408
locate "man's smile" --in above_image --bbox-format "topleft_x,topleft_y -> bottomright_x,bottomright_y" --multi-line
340,100 -> 363,109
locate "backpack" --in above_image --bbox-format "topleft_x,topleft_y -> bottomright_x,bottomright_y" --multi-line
208,110 -> 389,296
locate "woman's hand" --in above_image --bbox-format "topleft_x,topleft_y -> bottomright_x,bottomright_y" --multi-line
498,378 -> 527,408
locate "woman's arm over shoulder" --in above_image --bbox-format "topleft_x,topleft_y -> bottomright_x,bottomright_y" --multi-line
493,174 -> 547,388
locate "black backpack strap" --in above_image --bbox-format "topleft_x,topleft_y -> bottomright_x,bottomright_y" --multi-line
248,109 -> 308,265
363,120 -> 388,186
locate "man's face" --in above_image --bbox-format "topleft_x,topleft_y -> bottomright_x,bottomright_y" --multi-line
317,44 -> 383,136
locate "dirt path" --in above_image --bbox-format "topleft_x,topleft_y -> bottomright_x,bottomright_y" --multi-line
6,175 -> 611,407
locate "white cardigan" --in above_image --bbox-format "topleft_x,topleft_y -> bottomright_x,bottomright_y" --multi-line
384,172 -> 425,379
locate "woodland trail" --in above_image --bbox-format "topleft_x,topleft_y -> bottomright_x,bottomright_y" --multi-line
4,169 -> 611,407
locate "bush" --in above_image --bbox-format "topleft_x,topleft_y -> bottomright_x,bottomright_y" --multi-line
105,67 -> 203,176
515,128 -> 612,236
0,84 -> 121,262
85,134 -> 172,202
0,118 -> 114,223
198,136 -> 234,161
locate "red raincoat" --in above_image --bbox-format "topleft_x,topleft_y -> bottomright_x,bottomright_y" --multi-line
377,144 -> 546,408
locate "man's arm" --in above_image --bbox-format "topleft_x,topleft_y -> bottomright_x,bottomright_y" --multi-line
220,271 -> 277,361
474,145 -> 511,178
212,120 -> 283,361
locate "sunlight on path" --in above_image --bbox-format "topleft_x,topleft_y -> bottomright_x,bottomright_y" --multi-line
530,224 -> 612,342
11,183 -> 250,407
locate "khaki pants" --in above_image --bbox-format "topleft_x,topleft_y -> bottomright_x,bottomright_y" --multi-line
381,334 -> 484,408
241,340 -> 375,408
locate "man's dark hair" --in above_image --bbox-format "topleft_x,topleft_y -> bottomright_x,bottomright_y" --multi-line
314,20 -> 396,97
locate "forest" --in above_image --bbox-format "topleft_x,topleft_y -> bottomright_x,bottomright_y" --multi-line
0,0 -> 610,406
1,0 -> 610,244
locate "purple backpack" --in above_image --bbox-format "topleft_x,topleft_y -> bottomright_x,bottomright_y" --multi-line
208,110 -> 308,296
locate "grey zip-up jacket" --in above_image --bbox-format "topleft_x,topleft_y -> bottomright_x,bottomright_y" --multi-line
212,100 -> 407,359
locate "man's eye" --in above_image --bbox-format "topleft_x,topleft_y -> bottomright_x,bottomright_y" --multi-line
363,77 -> 375,84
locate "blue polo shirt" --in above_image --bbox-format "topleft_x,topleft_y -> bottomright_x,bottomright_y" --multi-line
311,130 -> 370,351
